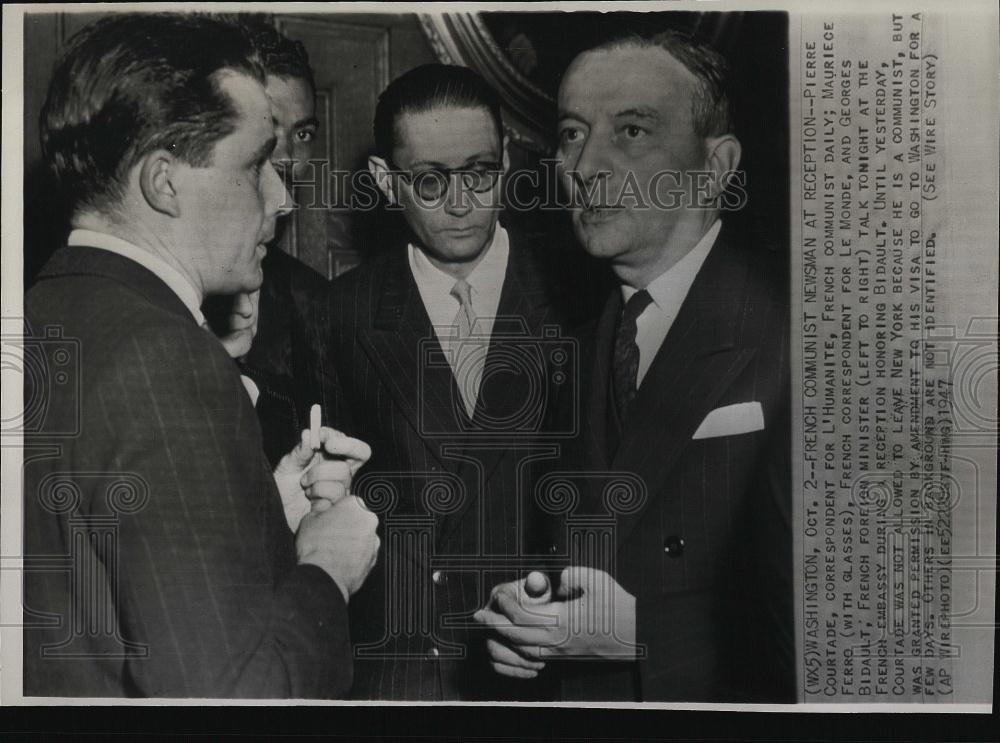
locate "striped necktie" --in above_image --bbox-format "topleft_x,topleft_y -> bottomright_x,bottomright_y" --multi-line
449,278 -> 483,418
612,289 -> 653,423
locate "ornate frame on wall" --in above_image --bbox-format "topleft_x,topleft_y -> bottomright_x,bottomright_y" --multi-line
419,13 -> 555,154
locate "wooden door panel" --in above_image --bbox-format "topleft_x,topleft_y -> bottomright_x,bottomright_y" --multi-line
276,16 -> 389,278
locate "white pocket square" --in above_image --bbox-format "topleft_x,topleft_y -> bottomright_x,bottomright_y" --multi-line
692,402 -> 765,440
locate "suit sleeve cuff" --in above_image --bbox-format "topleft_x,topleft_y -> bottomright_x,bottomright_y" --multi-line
274,563 -> 353,697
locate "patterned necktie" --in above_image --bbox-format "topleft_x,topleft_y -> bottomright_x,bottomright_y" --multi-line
449,278 -> 482,418
612,289 -> 653,423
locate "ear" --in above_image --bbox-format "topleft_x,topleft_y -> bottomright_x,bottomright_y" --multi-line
501,134 -> 511,173
368,155 -> 397,205
138,150 -> 181,217
703,134 -> 742,198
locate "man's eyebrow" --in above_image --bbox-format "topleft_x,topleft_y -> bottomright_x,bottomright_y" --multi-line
462,151 -> 500,164
406,159 -> 447,170
293,115 -> 320,131
557,110 -> 588,123
295,116 -> 319,129
250,136 -> 277,164
614,107 -> 662,121
405,153 -> 500,170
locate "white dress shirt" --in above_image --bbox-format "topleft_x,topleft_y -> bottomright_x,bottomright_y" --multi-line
622,219 -> 722,387
67,228 -> 260,406
408,224 -> 510,353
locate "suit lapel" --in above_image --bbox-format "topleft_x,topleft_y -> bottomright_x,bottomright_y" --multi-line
582,292 -> 622,477
435,236 -> 556,546
606,228 -> 759,548
467,243 -> 553,462
358,248 -> 457,472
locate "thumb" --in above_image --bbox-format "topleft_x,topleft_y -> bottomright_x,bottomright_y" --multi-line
520,571 -> 552,605
275,429 -> 316,475
555,565 -> 595,600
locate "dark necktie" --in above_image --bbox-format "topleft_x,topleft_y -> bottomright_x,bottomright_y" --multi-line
612,289 -> 653,423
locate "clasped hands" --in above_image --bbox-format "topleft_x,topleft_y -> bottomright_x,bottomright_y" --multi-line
473,567 -> 638,679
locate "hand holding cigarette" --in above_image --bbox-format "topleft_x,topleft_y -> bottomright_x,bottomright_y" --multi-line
273,404 -> 372,529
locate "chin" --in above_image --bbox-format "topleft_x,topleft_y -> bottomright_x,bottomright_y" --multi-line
430,233 -> 491,262
574,221 -> 630,260
237,266 -> 265,293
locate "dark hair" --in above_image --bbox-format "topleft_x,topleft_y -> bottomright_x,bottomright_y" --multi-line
235,14 -> 316,98
373,63 -> 504,159
586,29 -> 734,139
40,13 -> 265,216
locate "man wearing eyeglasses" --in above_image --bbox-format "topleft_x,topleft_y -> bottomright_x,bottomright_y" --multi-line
322,63 -> 566,700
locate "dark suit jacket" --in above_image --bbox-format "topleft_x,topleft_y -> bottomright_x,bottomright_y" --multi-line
23,246 -> 351,698
545,222 -> 795,702
203,247 -> 334,467
324,228 -> 567,700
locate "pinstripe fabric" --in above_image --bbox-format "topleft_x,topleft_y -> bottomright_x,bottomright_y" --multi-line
323,230 -> 564,700
23,247 -> 351,698
546,224 -> 795,702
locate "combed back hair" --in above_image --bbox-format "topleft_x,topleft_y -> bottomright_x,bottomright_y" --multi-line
373,63 -> 504,159
587,30 -> 735,139
235,14 -> 316,98
40,13 -> 265,216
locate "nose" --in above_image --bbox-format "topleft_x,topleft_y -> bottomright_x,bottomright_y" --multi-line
264,160 -> 294,218
569,133 -> 613,193
272,130 -> 291,165
443,175 -> 473,218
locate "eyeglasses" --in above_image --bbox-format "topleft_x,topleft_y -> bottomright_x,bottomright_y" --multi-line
389,160 -> 503,202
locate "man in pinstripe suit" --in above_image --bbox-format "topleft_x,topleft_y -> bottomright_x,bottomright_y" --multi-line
23,14 -> 378,698
323,64 -> 567,700
477,31 -> 795,702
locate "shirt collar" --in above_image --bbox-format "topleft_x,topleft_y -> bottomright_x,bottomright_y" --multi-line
622,219 -> 722,309
67,228 -> 206,326
407,224 -> 510,302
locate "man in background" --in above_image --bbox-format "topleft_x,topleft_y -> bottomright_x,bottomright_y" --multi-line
24,13 -> 378,698
477,30 -> 794,702
326,64 -> 567,700
207,16 -> 336,468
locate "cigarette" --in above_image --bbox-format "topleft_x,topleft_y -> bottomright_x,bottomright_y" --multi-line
309,404 -> 321,451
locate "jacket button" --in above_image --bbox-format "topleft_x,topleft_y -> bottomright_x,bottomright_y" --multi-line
663,535 -> 685,557
548,544 -> 558,555
432,570 -> 445,585
427,646 -> 440,658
